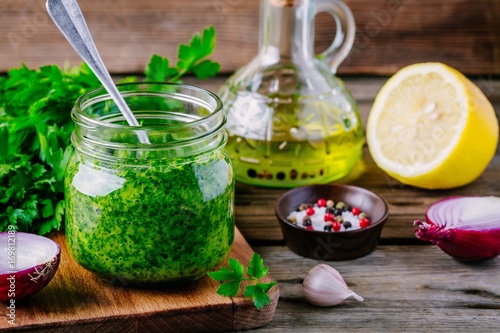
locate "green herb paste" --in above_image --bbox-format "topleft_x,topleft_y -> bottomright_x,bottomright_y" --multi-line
65,151 -> 235,286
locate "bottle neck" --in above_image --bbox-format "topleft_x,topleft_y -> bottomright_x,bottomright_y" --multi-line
258,0 -> 313,61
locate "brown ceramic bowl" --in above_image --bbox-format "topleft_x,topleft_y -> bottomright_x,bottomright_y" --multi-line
275,184 -> 389,260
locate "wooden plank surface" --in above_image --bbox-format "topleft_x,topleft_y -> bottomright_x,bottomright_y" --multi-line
0,0 -> 499,75
246,245 -> 500,332
1,74 -> 499,332
0,229 -> 279,333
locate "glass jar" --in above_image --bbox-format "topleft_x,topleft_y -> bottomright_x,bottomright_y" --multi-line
219,0 -> 363,187
65,83 -> 234,287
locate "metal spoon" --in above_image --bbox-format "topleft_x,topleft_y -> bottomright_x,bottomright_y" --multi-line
46,0 -> 150,143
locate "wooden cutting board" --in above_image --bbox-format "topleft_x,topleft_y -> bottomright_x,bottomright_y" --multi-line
1,228 -> 279,332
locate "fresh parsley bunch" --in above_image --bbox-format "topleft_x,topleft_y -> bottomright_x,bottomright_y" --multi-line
0,26 -> 220,235
208,253 -> 278,310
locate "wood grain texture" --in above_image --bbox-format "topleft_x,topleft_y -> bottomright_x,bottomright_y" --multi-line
0,229 -> 279,332
0,0 -> 499,75
246,245 -> 500,332
1,74 -> 498,331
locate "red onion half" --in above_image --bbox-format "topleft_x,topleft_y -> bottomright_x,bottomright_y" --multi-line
414,196 -> 500,262
1,232 -> 60,302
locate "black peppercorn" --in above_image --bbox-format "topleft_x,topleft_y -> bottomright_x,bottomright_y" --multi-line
303,215 -> 312,226
324,221 -> 333,232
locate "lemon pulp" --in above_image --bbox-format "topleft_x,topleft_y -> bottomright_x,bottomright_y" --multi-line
367,62 -> 499,189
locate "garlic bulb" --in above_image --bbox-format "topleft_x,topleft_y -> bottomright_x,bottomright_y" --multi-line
302,264 -> 364,307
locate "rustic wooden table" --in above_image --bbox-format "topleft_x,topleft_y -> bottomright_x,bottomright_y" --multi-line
193,76 -> 500,332
2,76 -> 498,333
1,0 -> 499,331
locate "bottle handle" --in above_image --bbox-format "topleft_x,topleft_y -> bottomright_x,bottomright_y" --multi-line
315,0 -> 355,74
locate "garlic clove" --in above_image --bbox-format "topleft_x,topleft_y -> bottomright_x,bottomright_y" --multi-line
302,264 -> 364,307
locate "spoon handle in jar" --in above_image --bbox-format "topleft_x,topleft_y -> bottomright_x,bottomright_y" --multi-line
46,0 -> 150,144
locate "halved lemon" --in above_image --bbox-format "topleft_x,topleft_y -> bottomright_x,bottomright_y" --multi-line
366,62 -> 499,189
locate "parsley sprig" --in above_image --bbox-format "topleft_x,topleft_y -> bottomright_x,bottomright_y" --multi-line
144,26 -> 220,82
0,26 -> 220,235
208,253 -> 277,310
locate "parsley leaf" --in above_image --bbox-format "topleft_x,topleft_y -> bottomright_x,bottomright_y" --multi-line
208,253 -> 278,310
209,258 -> 244,283
215,279 -> 242,298
247,252 -> 269,278
243,284 -> 275,310
178,26 -> 217,70
144,26 -> 220,83
208,260 -> 245,297
192,60 -> 221,80
144,54 -> 178,82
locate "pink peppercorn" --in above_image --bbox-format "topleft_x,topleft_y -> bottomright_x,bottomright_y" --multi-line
317,198 -> 327,207
359,218 -> 370,228
306,207 -> 315,216
332,221 -> 341,232
324,213 -> 335,222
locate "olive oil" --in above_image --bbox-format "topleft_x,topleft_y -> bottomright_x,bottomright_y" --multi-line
222,91 -> 364,187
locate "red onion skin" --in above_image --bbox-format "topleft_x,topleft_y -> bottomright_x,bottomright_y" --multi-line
414,220 -> 500,262
442,229 -> 500,261
1,255 -> 60,302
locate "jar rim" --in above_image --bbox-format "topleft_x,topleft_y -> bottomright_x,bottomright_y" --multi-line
73,82 -> 223,132
71,82 -> 227,161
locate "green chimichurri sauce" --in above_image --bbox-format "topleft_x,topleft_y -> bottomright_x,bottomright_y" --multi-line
65,151 -> 235,286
